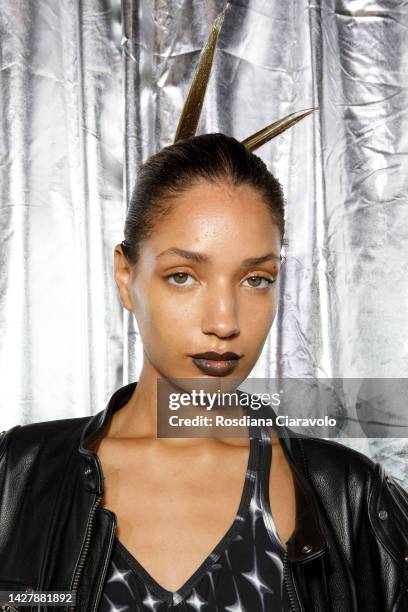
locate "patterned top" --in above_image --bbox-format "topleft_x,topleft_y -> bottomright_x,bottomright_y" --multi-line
97,426 -> 290,611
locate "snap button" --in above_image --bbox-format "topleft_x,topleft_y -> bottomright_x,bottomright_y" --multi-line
80,456 -> 103,493
378,510 -> 388,521
301,544 -> 313,554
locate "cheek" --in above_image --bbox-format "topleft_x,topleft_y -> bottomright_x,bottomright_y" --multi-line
131,282 -> 196,347
239,296 -> 278,345
242,290 -> 278,322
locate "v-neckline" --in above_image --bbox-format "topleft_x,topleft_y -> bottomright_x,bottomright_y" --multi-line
113,429 -> 260,606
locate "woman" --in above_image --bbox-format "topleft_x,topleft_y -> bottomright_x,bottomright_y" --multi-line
1,8 -> 408,612
98,132 -> 297,611
96,133 -> 408,612
1,132 -> 408,612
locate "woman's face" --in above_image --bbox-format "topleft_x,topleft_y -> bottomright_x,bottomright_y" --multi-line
115,179 -> 282,382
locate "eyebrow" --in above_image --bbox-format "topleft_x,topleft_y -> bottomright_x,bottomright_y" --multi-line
157,247 -> 280,266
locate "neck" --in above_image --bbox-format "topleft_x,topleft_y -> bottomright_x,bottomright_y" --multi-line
107,359 -> 207,447
108,356 -> 280,448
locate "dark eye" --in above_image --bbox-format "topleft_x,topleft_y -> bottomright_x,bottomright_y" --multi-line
243,275 -> 276,289
167,272 -> 195,286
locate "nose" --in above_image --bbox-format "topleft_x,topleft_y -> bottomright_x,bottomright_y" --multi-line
201,283 -> 240,338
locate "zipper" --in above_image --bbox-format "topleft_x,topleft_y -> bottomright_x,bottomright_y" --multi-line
283,549 -> 302,612
68,494 -> 103,612
89,510 -> 117,612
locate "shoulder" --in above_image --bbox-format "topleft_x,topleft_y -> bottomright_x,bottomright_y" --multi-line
297,434 -> 407,498
287,435 -> 379,517
298,435 -> 377,479
0,415 -> 96,518
0,415 -> 92,471
2,414 -> 90,446
296,435 -> 408,561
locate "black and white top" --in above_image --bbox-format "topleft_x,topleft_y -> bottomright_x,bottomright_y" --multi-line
97,426 -> 290,611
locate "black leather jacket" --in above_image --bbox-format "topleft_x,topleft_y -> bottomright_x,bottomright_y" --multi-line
1,381 -> 408,612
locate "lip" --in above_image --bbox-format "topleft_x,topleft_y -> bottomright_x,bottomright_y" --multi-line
191,351 -> 242,360
190,351 -> 242,376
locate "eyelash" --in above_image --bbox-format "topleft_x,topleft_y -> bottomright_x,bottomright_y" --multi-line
165,272 -> 276,289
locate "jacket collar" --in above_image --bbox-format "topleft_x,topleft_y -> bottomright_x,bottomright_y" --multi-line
78,382 -> 137,496
278,432 -> 328,562
77,381 -> 327,563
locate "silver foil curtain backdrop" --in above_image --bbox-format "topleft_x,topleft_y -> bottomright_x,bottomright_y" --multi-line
0,0 -> 407,487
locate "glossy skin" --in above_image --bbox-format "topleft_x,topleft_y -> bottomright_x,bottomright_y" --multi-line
96,179 -> 296,592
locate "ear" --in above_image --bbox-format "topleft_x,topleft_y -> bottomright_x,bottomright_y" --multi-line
114,244 -> 134,312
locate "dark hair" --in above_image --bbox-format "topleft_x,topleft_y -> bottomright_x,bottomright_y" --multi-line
122,133 -> 285,265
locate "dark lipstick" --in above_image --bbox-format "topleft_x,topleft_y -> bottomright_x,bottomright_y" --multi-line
190,351 -> 242,375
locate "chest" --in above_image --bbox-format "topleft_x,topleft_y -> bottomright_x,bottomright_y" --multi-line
97,438 -> 295,592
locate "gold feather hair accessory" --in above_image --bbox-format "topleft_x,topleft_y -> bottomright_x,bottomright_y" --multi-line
173,2 -> 317,151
